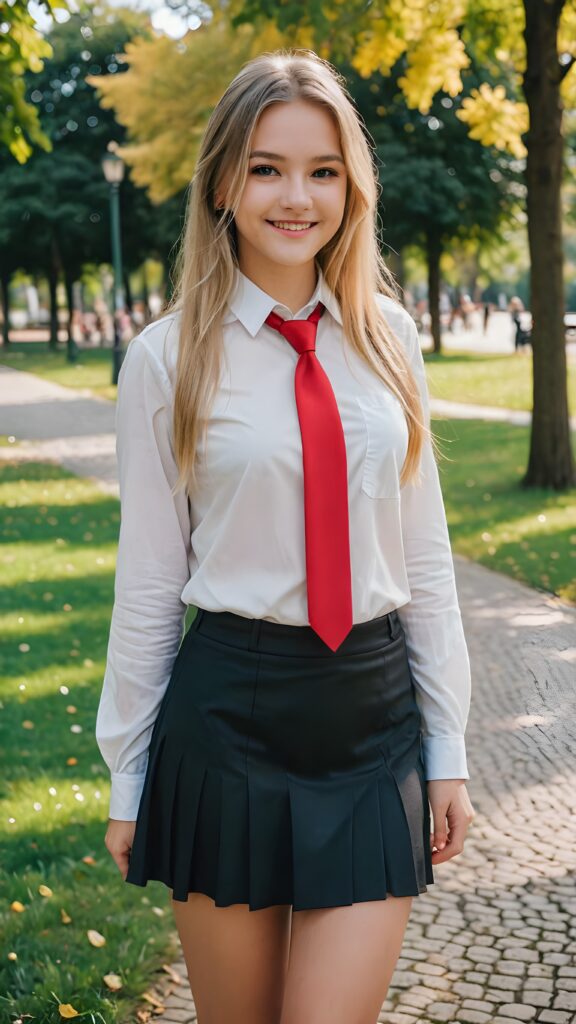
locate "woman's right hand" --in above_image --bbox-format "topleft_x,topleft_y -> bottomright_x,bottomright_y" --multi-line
105,819 -> 137,879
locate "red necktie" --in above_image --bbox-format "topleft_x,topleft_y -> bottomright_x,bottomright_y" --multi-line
265,301 -> 353,652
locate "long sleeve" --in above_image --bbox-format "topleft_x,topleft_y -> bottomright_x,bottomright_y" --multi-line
95,334 -> 193,820
396,314 -> 471,780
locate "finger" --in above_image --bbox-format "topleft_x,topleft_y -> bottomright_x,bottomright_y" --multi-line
433,813 -> 469,864
446,812 -> 468,854
431,807 -> 449,851
116,850 -> 130,879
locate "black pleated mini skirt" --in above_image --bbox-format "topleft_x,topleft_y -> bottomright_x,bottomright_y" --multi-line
125,606 -> 434,911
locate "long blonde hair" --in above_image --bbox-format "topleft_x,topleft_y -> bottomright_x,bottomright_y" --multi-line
167,48 -> 430,497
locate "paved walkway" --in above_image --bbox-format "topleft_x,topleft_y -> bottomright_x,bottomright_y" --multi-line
0,366 -> 118,494
1,365 -> 574,498
1,365 -> 576,1024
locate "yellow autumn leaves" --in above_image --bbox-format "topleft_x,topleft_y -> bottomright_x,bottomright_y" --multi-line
88,0 -> 575,204
458,84 -> 529,159
353,0 -> 470,114
8,881 -> 124,1017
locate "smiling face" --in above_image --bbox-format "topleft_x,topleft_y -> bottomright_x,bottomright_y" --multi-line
223,99 -> 348,288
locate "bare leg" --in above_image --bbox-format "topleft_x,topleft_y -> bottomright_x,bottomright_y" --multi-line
171,891 -> 292,1024
280,895 -> 413,1024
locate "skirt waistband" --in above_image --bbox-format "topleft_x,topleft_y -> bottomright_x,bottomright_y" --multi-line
190,607 -> 403,657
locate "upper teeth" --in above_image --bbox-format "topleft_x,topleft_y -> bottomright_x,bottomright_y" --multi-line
272,222 -> 313,231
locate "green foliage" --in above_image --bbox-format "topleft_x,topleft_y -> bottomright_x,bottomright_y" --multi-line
0,0 -> 70,162
345,60 -> 522,257
0,4 -> 186,288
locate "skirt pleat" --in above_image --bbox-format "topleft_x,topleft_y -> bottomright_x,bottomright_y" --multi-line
288,772 -> 355,910
170,753 -> 208,902
124,607 -> 435,910
248,770 -> 293,908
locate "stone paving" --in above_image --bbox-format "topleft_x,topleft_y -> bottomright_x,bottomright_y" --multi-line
1,363 -> 575,1023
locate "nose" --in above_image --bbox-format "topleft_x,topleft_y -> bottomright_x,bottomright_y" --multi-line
279,173 -> 314,211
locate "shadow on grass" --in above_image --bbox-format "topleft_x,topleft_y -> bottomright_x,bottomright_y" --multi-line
0,460 -> 183,1022
431,419 -> 576,601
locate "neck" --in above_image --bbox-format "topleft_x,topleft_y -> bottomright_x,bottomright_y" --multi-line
237,251 -> 318,315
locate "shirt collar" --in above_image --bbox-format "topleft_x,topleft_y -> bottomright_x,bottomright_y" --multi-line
222,262 -> 343,336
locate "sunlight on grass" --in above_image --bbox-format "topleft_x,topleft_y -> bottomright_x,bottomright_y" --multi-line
0,460 -> 181,1024
424,349 -> 576,414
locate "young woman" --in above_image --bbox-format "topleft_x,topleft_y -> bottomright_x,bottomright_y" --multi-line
96,48 -> 475,1024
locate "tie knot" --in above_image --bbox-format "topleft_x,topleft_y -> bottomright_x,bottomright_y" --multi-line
265,301 -> 325,355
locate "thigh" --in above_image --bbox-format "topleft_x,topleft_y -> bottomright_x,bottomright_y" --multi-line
171,891 -> 292,1024
280,895 -> 413,1024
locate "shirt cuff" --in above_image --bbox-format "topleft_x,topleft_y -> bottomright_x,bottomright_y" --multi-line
109,771 -> 147,821
421,735 -> 470,781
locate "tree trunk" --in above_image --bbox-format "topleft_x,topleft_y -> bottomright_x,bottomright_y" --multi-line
1,272 -> 10,347
123,270 -> 133,313
426,231 -> 442,353
64,272 -> 79,364
48,238 -> 61,351
64,272 -> 74,344
141,262 -> 151,324
522,0 -> 575,489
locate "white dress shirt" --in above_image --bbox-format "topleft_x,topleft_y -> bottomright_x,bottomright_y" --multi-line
96,265 -> 472,820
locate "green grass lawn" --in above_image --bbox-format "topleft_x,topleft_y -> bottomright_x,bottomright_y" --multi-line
423,349 -> 576,413
2,340 -> 575,414
0,344 -> 118,402
0,461 -> 197,1024
435,418 -> 575,603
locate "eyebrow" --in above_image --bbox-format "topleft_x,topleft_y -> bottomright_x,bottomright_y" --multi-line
248,150 -> 345,164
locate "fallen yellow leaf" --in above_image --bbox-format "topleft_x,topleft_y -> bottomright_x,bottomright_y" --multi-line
10,901 -> 25,913
161,963 -> 184,985
103,973 -> 123,991
60,908 -> 72,924
8,952 -> 17,961
87,929 -> 106,947
58,1004 -> 79,1018
141,991 -> 165,1009
22,720 -> 35,729
81,856 -> 96,866
38,885 -> 53,898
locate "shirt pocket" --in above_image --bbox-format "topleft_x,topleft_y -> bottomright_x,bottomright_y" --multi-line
355,392 -> 409,500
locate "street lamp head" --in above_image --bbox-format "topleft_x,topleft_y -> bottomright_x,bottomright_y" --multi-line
102,150 -> 125,185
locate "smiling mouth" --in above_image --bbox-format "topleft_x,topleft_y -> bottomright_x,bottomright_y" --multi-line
266,220 -> 318,233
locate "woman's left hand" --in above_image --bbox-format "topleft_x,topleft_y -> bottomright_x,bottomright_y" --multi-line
427,779 -> 475,865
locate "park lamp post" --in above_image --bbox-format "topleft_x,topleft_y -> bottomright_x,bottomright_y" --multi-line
101,147 -> 125,385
